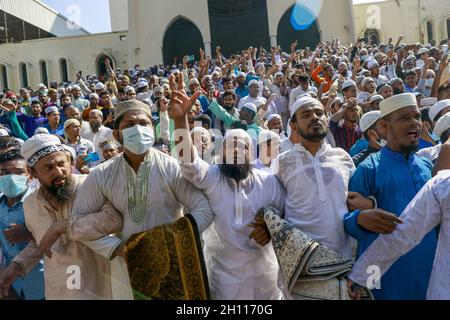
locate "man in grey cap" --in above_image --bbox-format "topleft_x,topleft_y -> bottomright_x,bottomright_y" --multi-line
71,85 -> 89,112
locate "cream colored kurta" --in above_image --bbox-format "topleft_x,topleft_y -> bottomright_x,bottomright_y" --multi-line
13,175 -> 113,300
70,149 -> 215,300
181,156 -> 286,300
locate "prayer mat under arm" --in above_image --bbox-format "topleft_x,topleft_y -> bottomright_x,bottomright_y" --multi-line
125,214 -> 210,300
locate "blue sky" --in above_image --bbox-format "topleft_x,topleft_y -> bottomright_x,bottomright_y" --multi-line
41,0 -> 112,33
41,0 -> 384,34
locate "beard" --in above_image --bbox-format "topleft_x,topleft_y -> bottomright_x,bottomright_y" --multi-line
219,164 -> 253,182
393,88 -> 404,95
90,122 -> 101,132
42,175 -> 76,204
298,126 -> 328,142
399,143 -> 419,155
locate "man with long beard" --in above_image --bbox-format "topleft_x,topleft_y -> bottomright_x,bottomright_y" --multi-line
0,134 -> 119,299
172,76 -> 285,300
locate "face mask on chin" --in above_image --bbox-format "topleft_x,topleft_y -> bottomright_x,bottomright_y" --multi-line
122,125 -> 155,155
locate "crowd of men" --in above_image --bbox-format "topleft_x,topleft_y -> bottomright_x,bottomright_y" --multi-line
0,35 -> 449,300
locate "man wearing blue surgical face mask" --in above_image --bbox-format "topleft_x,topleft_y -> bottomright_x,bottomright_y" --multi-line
0,149 -> 44,300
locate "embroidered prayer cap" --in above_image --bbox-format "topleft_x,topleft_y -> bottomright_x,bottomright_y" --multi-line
89,109 -> 103,117
248,80 -> 259,88
124,86 -> 135,94
362,77 -> 375,87
379,93 -> 417,118
367,59 -> 379,69
429,99 -> 450,122
237,72 -> 246,78
370,94 -> 384,103
290,97 -> 322,118
389,77 -> 402,86
188,78 -> 200,87
45,106 -> 59,115
420,97 -> 438,107
360,111 -> 382,132
418,47 -> 429,55
267,114 -> 282,123
64,119 -> 80,132
72,85 -> 81,91
241,103 -> 257,114
21,134 -> 64,167
114,99 -> 152,122
223,129 -> 253,149
433,112 -> 450,139
138,81 -> 149,89
342,79 -> 357,91
95,82 -> 106,91
191,126 -> 211,137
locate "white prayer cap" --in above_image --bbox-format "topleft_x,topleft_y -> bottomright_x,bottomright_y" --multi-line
45,106 -> 59,115
362,77 -> 375,87
62,145 -> 76,162
20,134 -> 64,167
367,59 -> 379,69
275,72 -> 284,78
338,61 -> 348,68
418,47 -> 429,55
342,79 -> 357,91
429,99 -> 450,122
90,109 -> 103,117
35,83 -> 46,91
89,93 -> 99,100
290,97 -> 322,118
241,103 -> 257,113
188,78 -> 200,87
433,112 -> 450,138
191,126 -> 211,137
95,82 -> 106,91
379,93 -> 417,118
359,111 -> 381,132
370,94 -> 384,103
212,71 -> 220,77
137,81 -> 149,89
237,72 -> 246,78
405,54 -> 416,61
258,129 -> 280,145
248,80 -> 259,88
124,86 -> 135,94
72,85 -> 81,91
389,77 -> 402,86
420,97 -> 438,107
171,69 -> 181,75
153,86 -> 163,93
214,67 -> 222,73
64,119 -> 80,132
34,127 -> 49,135
0,129 -> 9,137
224,129 -> 252,146
267,114 -> 282,123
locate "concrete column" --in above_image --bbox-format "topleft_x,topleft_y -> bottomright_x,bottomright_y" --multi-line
270,36 -> 278,47
204,41 -> 212,58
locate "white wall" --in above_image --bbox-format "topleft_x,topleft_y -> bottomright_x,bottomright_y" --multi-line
354,0 -> 450,44
109,0 -> 129,32
0,31 -> 129,92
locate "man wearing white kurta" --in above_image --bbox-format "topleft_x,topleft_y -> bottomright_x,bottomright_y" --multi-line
172,82 -> 285,300
70,100 -> 215,300
273,97 -> 356,259
348,170 -> 450,300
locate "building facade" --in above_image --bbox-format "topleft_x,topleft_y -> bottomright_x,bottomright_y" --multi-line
354,0 -> 450,45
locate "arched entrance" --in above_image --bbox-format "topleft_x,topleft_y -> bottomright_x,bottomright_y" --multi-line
40,60 -> 48,86
19,62 -> 29,88
60,58 -> 69,83
277,5 -> 321,52
163,17 -> 204,66
364,29 -> 380,45
0,65 -> 8,90
96,54 -> 115,80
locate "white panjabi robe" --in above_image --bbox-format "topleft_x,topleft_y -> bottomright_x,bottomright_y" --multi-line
181,155 -> 285,300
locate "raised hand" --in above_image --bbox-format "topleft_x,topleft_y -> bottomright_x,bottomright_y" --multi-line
168,74 -> 200,119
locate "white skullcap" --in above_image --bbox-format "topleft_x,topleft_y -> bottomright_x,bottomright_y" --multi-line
188,78 -> 200,87
45,106 -> 59,115
405,55 -> 416,61
360,111 -> 381,132
380,93 -> 417,118
214,67 -> 222,73
362,77 -> 375,87
267,114 -> 282,123
124,86 -> 135,94
290,97 -> 322,118
136,93 -> 148,101
72,85 -> 81,91
420,97 -> 438,107
212,71 -> 220,77
191,126 -> 211,137
89,93 -> 99,100
64,119 -> 80,132
418,48 -> 429,55
153,86 -> 163,93
34,127 -> 49,135
258,129 -> 280,145
370,94 -> 384,103
367,59 -> 379,69
433,112 -> 450,139
342,80 -> 357,91
137,81 -> 149,89
274,72 -> 284,78
95,82 -> 106,90
248,80 -> 259,88
429,99 -> 450,122
20,134 -> 64,167
241,103 -> 257,113
62,145 -> 76,161
0,129 -> 9,137
237,72 -> 246,78
338,61 -> 348,68
89,109 -> 103,117
224,129 -> 252,146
